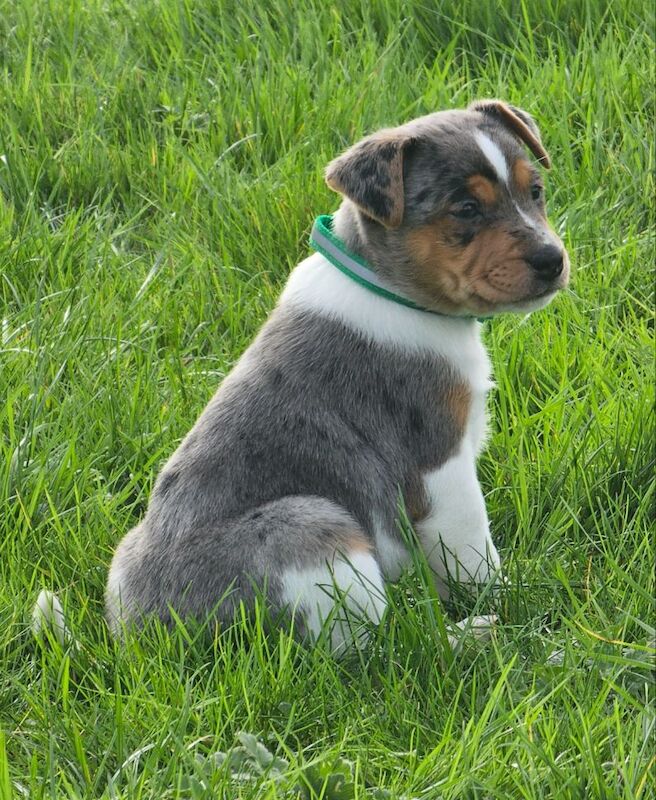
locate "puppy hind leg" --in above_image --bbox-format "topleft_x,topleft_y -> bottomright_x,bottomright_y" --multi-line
244,495 -> 387,652
280,545 -> 387,654
106,495 -> 386,649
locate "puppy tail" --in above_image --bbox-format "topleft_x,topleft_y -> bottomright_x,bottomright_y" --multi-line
32,590 -> 71,647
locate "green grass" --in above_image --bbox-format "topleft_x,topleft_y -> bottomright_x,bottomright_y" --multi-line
1,0 -> 654,797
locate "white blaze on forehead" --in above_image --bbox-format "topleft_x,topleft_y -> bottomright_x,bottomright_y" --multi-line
473,131 -> 509,184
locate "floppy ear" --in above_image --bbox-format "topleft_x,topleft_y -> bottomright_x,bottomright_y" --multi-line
325,130 -> 416,228
469,99 -> 551,169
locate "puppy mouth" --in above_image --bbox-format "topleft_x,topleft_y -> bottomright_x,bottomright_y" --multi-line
470,269 -> 568,313
512,285 -> 560,308
484,258 -> 569,301
528,283 -> 563,300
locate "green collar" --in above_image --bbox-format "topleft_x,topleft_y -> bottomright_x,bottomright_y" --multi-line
309,215 -> 486,322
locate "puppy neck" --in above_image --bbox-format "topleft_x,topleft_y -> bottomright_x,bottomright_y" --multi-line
331,202 -> 407,287
331,202 -> 472,316
279,249 -> 490,387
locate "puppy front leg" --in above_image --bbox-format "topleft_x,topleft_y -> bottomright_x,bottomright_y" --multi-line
416,443 -> 500,599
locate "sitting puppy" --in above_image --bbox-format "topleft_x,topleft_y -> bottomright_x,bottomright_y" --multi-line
105,100 -> 569,650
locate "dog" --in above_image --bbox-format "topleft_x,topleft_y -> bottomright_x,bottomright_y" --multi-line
87,100 -> 568,651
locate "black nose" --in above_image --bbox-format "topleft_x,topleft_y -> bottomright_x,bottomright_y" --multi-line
527,245 -> 564,279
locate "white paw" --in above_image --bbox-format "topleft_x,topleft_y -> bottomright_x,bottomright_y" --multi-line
447,614 -> 497,648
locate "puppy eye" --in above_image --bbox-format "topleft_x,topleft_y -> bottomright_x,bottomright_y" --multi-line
531,184 -> 543,201
453,200 -> 480,220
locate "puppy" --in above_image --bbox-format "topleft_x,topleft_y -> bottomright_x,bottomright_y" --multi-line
104,100 -> 569,650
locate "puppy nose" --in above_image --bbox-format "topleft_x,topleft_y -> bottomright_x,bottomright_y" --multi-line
527,245 -> 564,279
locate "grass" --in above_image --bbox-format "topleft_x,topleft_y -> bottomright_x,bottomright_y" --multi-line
1,0 -> 654,797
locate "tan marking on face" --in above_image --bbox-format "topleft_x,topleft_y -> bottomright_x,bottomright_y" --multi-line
405,223 -> 474,313
467,174 -> 498,205
512,159 -> 533,193
406,220 -> 556,313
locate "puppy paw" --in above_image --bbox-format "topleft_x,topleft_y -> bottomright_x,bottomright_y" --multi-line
447,613 -> 497,648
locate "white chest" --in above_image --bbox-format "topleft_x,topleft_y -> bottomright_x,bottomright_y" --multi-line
466,381 -> 492,455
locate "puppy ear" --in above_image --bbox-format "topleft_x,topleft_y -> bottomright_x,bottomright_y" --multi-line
469,99 -> 551,169
325,130 -> 416,228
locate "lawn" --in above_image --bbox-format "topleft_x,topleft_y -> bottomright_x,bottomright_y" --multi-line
1,0 -> 654,797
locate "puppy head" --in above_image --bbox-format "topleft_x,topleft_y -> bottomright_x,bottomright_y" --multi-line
325,101 -> 569,316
